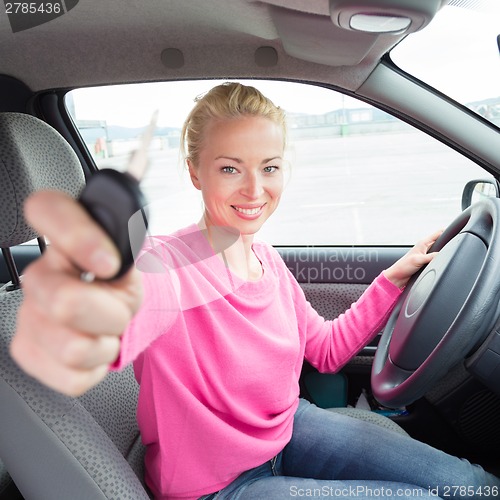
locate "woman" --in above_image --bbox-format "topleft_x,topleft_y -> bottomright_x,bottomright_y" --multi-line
12,83 -> 499,499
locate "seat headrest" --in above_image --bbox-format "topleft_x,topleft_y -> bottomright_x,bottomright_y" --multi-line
0,112 -> 85,247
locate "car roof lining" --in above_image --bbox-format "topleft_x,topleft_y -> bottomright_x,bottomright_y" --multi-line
0,0 -> 417,92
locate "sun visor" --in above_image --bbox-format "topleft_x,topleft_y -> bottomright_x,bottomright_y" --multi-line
269,6 -> 379,66
263,0 -> 444,66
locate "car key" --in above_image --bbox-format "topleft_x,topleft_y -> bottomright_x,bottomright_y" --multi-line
79,111 -> 158,280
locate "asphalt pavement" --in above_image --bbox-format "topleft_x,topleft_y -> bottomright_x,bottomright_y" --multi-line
98,130 -> 489,246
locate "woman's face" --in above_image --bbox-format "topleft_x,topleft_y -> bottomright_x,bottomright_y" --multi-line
188,116 -> 285,237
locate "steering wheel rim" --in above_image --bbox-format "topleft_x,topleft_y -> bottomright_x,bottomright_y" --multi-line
372,198 -> 500,409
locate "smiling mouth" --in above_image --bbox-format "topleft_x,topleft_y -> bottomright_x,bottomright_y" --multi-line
232,204 -> 265,216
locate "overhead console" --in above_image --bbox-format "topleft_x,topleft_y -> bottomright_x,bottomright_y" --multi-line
258,0 -> 445,66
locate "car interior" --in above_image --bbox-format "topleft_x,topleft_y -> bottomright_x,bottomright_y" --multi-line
0,0 -> 500,498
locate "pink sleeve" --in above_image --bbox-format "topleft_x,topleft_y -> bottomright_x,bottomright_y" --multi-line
302,272 -> 402,373
110,266 -> 180,371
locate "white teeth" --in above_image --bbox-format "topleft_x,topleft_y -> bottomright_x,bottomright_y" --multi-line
233,206 -> 262,215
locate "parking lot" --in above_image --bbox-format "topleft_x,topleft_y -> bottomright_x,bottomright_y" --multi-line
98,129 -> 488,246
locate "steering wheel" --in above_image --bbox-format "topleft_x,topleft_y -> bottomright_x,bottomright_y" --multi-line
372,198 -> 500,409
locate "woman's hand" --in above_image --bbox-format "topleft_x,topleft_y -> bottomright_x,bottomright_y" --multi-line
383,229 -> 442,289
10,190 -> 143,397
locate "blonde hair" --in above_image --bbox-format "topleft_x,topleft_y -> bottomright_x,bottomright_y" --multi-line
181,82 -> 287,167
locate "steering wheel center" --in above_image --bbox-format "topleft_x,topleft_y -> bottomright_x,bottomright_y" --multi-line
405,269 -> 436,317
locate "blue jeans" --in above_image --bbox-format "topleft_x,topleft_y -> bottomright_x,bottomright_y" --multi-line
200,399 -> 499,499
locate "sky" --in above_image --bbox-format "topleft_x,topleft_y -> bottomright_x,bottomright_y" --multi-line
391,5 -> 500,105
70,4 -> 500,129
70,80 -> 354,129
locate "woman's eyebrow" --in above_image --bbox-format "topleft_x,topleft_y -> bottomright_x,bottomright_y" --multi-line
214,155 -> 282,164
215,156 -> 243,163
262,156 -> 282,164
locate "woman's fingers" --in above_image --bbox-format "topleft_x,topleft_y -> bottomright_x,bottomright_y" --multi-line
11,190 -> 144,396
25,190 -> 120,279
383,229 -> 443,288
21,252 -> 139,335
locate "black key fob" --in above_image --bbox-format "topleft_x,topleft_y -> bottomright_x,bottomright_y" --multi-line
79,168 -> 148,280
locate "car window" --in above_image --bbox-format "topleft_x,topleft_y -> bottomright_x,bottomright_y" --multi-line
391,1 -> 500,130
67,80 -> 488,245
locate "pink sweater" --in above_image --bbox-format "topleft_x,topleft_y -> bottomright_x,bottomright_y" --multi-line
112,224 -> 402,499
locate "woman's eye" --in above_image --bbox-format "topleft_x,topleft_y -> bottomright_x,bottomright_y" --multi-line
264,165 -> 279,173
221,166 -> 236,174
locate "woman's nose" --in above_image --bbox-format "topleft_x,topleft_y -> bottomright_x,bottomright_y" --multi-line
241,172 -> 264,199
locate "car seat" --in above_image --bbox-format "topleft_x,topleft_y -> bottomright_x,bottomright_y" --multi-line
0,112 -> 151,499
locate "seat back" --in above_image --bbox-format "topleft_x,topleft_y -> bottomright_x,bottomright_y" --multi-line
0,112 -> 150,499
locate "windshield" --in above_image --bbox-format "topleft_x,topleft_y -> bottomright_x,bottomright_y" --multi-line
391,0 -> 500,129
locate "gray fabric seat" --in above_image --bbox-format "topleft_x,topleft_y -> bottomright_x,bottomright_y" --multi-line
327,407 -> 408,436
0,112 -> 150,499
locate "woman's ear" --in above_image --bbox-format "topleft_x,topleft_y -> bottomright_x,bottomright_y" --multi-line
188,159 -> 201,190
